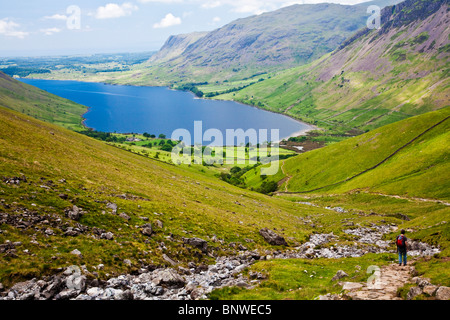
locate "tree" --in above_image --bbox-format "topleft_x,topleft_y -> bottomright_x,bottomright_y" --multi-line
159,134 -> 166,139
161,144 -> 173,152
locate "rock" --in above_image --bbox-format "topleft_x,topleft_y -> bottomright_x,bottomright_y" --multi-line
423,284 -> 439,296
152,269 -> 185,289
332,270 -> 348,281
183,237 -> 208,252
107,202 -> 118,214
87,287 -> 104,297
44,228 -> 54,236
101,232 -> 114,240
58,194 -> 68,200
124,259 -> 132,266
417,278 -> 431,288
407,286 -> 423,300
154,220 -> 164,229
70,249 -> 82,257
435,286 -> 450,300
119,213 -> 131,221
66,269 -> 87,292
342,282 -> 364,291
57,289 -> 79,300
116,290 -> 134,300
42,276 -> 64,299
65,205 -> 83,221
162,254 -> 178,267
141,224 -> 153,236
259,228 -> 288,246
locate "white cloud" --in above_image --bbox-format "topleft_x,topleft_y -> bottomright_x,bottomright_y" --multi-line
153,13 -> 182,28
0,19 -> 28,39
201,1 -> 222,8
40,27 -> 62,36
95,2 -> 138,19
43,14 -> 68,21
212,16 -> 221,22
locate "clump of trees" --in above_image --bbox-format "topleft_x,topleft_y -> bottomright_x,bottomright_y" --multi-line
78,130 -> 126,143
176,83 -> 207,98
219,165 -> 259,187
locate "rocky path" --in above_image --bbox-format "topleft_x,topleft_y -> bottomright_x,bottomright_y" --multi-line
342,264 -> 413,300
279,160 -> 291,192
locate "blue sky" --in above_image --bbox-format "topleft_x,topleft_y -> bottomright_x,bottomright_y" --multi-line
0,0 -> 371,57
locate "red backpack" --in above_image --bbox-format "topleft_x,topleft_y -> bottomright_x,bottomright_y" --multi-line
396,234 -> 406,247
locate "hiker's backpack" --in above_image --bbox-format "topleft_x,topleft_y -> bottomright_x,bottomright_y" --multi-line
396,235 -> 406,247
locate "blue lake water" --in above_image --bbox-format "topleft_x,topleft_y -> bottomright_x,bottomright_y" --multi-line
19,79 -> 311,145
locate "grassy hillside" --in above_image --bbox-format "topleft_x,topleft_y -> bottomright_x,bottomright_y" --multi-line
0,105 -> 331,286
1,106 -> 448,297
245,107 -> 449,200
218,0 -> 449,133
0,72 -> 87,130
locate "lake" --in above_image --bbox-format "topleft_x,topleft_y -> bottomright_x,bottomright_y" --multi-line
19,79 -> 311,145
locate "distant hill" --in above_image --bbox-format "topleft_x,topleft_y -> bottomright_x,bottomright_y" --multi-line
0,72 -> 87,130
220,0 -> 449,133
126,0 -> 402,84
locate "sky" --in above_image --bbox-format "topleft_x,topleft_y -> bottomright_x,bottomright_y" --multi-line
0,0 -> 373,57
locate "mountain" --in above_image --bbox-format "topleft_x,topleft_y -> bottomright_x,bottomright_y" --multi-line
0,71 -> 87,130
219,0 -> 449,133
125,0 -> 401,84
148,32 -> 208,64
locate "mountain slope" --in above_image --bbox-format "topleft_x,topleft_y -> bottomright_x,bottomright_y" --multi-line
148,32 -> 208,64
219,0 -> 449,133
0,100 -> 339,285
0,71 -> 87,130
123,1 -> 401,84
273,106 -> 450,199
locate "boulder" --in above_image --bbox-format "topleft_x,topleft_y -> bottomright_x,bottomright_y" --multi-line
435,286 -> 450,300
123,259 -> 132,266
423,284 -> 439,296
332,270 -> 349,281
152,269 -> 185,289
141,223 -> 153,236
106,202 -> 118,214
65,205 -> 83,221
101,232 -> 114,240
259,228 -> 288,246
183,237 -> 208,252
70,249 -> 82,257
119,213 -> 131,221
154,220 -> 164,229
